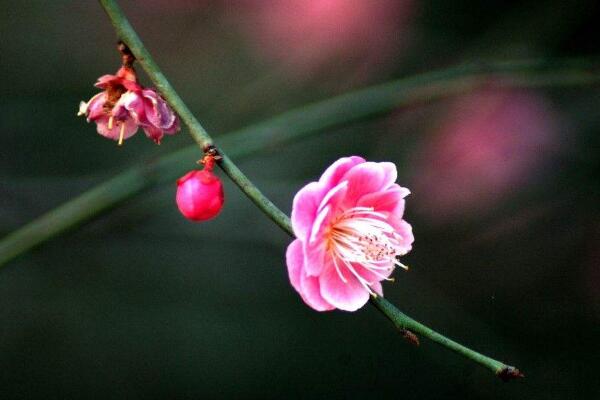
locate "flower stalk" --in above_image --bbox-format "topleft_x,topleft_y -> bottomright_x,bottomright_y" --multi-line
95,0 -> 531,380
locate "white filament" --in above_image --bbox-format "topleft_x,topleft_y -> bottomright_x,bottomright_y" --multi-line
327,206 -> 408,294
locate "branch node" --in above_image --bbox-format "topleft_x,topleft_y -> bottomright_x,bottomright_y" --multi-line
400,329 -> 420,347
117,40 -> 135,67
497,366 -> 524,382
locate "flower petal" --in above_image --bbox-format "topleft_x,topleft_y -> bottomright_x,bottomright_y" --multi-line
357,186 -> 407,215
96,116 -> 138,141
319,263 -> 370,312
163,115 -> 180,134
379,162 -> 398,190
353,262 -> 395,284
286,239 -> 304,293
291,181 -> 325,241
287,240 -> 334,311
94,74 -> 119,89
303,239 -> 328,277
319,156 -> 365,190
303,203 -> 336,276
341,162 -> 388,207
141,90 -> 175,128
388,217 -> 414,255
371,281 -> 383,296
300,272 -> 335,311
142,125 -> 164,144
115,91 -> 145,123
85,92 -> 108,121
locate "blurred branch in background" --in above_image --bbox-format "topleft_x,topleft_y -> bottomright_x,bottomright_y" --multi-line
2,56 -> 598,267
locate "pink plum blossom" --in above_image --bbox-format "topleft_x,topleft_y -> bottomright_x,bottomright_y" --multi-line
287,156 -> 414,312
78,66 -> 179,145
232,0 -> 414,79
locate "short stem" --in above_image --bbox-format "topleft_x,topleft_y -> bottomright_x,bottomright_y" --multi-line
218,154 -> 293,236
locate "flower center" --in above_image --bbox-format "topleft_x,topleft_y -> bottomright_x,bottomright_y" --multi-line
327,207 -> 408,294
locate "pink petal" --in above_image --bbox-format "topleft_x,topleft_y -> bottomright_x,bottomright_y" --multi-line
291,181 -> 325,241
163,115 -> 180,134
115,91 -> 145,123
286,240 -> 334,311
121,79 -> 142,92
353,262 -> 395,284
341,162 -> 388,207
318,156 -> 365,190
142,89 -> 177,129
94,74 -> 119,88
371,281 -> 383,296
388,217 -> 414,255
357,186 -> 407,215
300,272 -> 335,311
286,240 -> 304,293
319,262 -> 370,311
86,92 -> 108,121
302,204 -> 331,276
303,239 -> 327,277
142,125 -> 164,144
316,180 -> 348,213
96,116 -> 138,141
379,162 -> 398,190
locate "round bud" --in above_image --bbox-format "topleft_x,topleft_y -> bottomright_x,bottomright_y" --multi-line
176,169 -> 224,221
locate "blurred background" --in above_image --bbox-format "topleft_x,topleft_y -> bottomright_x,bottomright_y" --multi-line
1,0 -> 599,398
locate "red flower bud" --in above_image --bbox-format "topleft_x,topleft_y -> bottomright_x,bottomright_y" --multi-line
176,168 -> 224,222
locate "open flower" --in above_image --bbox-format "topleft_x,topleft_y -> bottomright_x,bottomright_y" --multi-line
78,66 -> 179,145
287,156 -> 414,311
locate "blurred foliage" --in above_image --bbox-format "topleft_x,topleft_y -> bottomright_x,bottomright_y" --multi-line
0,0 -> 599,398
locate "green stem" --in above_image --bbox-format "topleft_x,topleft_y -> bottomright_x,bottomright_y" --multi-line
370,296 -> 522,380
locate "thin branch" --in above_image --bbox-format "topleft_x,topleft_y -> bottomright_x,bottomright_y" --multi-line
371,296 -> 523,380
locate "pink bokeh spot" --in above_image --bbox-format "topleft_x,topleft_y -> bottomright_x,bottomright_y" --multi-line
232,0 -> 414,78
412,88 -> 561,221
287,157 -> 414,312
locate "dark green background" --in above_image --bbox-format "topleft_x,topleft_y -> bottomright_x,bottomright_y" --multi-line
1,1 -> 599,398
